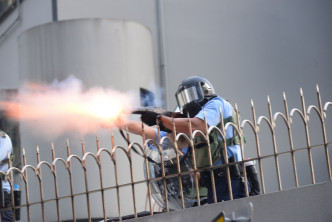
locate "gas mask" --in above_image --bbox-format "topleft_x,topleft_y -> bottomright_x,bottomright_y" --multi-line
182,101 -> 202,118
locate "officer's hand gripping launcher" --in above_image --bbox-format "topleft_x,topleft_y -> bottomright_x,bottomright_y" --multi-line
132,106 -> 186,132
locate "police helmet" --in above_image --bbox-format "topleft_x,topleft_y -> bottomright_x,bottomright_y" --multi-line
175,76 -> 216,112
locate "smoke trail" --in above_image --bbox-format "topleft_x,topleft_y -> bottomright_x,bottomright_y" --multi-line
0,76 -> 135,137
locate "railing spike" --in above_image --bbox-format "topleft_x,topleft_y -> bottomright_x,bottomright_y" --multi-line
283,92 -> 286,100
66,139 -> 71,156
51,142 -> 55,161
81,137 -> 86,155
36,145 -> 41,168
316,84 -> 319,93
111,128 -> 115,148
203,108 -> 208,133
22,147 -> 27,166
300,88 -> 303,96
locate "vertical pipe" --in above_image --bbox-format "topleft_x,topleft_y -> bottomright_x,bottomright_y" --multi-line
51,0 -> 58,21
251,100 -> 265,194
283,93 -> 299,187
300,88 -> 315,184
267,96 -> 282,191
156,0 -> 168,108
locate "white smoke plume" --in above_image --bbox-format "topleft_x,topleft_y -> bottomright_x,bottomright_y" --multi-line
0,75 -> 135,137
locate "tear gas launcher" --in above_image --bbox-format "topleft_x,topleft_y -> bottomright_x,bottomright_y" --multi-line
132,106 -> 186,118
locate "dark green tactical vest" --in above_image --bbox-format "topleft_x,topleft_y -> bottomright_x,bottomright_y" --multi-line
191,109 -> 245,168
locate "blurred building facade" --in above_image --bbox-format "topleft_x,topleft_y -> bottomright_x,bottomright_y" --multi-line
0,0 -> 332,221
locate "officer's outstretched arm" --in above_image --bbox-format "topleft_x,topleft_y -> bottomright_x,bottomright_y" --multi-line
120,120 -> 157,140
159,116 -> 206,135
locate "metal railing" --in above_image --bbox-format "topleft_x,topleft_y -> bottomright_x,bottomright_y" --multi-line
1,85 -> 331,222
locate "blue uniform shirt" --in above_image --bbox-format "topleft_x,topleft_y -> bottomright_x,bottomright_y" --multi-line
195,97 -> 242,164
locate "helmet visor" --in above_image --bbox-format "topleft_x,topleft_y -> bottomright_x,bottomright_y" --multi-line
175,83 -> 204,110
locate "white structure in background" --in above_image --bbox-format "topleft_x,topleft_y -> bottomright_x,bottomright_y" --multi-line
18,18 -> 155,220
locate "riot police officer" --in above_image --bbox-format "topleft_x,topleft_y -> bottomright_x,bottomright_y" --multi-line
141,76 -> 247,203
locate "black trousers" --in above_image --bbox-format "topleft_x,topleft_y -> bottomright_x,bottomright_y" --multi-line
207,175 -> 247,203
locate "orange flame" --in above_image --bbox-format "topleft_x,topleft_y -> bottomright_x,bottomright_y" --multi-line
0,77 -> 135,136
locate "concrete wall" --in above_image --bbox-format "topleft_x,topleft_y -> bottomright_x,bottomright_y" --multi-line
129,181 -> 332,222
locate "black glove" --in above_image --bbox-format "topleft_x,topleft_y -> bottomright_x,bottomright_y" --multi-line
141,112 -> 172,133
141,111 -> 159,126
